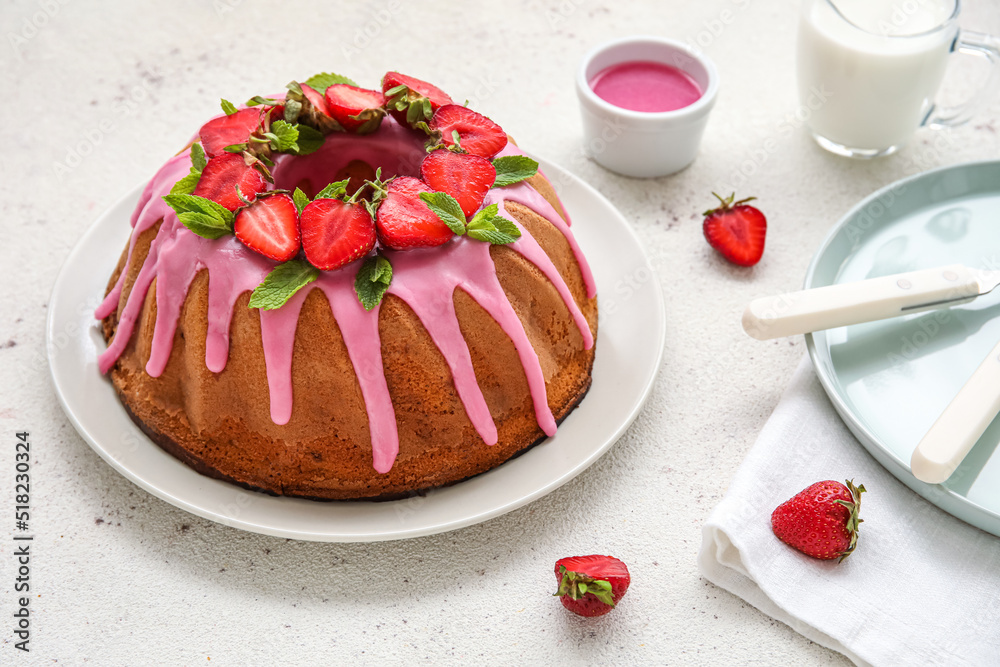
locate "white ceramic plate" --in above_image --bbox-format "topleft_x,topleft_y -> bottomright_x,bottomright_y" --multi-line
48,157 -> 665,542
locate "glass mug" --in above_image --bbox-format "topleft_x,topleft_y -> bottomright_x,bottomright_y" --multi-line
797,0 -> 1000,158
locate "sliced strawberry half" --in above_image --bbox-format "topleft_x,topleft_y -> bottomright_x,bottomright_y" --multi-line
382,71 -> 453,126
300,83 -> 331,117
430,105 -> 507,159
702,193 -> 767,267
300,198 -> 376,271
324,84 -> 386,134
375,176 -> 454,250
420,150 -> 495,218
199,107 -> 263,157
193,153 -> 267,212
234,193 -> 300,262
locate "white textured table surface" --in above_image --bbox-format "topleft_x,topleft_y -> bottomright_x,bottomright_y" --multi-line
4,0 -> 1000,664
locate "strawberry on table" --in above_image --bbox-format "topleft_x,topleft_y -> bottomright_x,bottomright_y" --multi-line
300,197 -> 377,271
375,176 -> 455,250
193,153 -> 268,212
323,84 -> 386,134
701,192 -> 767,267
553,555 -> 631,617
234,193 -> 301,262
771,479 -> 866,562
199,107 -> 263,157
420,150 -> 496,218
430,104 -> 508,159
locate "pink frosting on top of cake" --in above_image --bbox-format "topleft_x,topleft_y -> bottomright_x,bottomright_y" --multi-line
95,116 -> 595,474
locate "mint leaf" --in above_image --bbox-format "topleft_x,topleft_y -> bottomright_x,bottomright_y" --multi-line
267,120 -> 299,152
492,155 -> 538,187
314,179 -> 350,201
419,191 -> 466,235
190,142 -> 207,172
467,204 -> 520,245
467,227 -> 519,245
246,95 -> 279,107
292,124 -> 324,155
249,260 -> 319,310
292,187 -> 311,214
169,172 -> 201,196
354,255 -> 393,311
162,193 -> 234,240
304,72 -> 358,94
221,98 -> 238,116
490,215 -> 521,238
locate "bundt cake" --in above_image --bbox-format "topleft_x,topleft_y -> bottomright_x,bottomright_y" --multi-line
96,71 -> 597,500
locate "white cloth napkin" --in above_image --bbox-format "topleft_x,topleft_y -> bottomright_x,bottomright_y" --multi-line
698,357 -> 1000,667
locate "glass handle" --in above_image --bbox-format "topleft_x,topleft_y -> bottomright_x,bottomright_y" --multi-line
925,30 -> 1000,129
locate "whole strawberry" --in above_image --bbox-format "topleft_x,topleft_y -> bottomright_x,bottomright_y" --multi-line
771,479 -> 866,562
553,555 -> 630,617
702,192 -> 767,266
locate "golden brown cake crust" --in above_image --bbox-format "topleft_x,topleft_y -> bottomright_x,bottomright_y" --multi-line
102,173 -> 597,500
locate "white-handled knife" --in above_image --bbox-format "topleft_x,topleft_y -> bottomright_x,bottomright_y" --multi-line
743,264 -> 1000,340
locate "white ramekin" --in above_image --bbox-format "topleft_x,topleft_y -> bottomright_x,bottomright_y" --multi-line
576,36 -> 720,178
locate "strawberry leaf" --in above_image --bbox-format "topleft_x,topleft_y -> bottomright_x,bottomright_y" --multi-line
249,260 -> 319,310
419,191 -> 467,235
246,95 -> 279,107
553,566 -> 616,607
220,98 -> 239,116
304,72 -> 358,94
292,124 -> 325,155
292,187 -> 311,215
283,99 -> 303,124
492,155 -> 538,187
354,255 -> 393,311
314,179 -> 350,201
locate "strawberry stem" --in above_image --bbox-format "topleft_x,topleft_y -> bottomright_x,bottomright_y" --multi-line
833,478 -> 866,562
704,192 -> 758,217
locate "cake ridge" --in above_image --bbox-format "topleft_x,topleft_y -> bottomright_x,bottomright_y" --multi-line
97,116 -> 595,474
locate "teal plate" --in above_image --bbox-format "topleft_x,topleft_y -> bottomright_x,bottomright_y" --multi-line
806,160 -> 1000,537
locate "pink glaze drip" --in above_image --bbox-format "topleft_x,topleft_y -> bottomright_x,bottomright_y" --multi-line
491,145 -> 597,301
97,116 -> 595,472
389,241 -> 558,436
